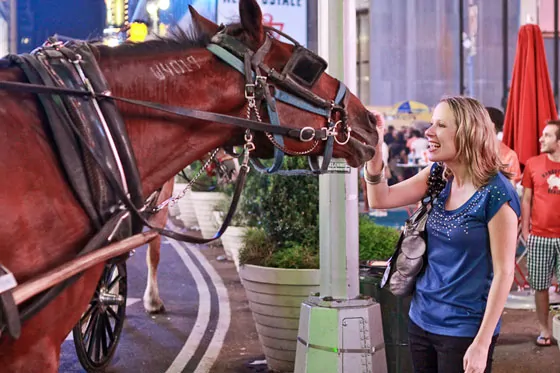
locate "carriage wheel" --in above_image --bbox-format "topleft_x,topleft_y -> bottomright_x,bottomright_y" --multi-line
73,262 -> 127,372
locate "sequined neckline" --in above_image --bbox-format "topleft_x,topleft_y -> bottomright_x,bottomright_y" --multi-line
441,181 -> 481,214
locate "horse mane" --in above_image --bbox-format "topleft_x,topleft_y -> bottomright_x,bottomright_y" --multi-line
94,26 -> 213,58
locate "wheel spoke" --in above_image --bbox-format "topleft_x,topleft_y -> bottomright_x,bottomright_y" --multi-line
86,312 -> 100,358
80,304 -> 96,326
103,312 -> 115,344
95,315 -> 104,362
82,308 -> 99,342
105,265 -> 117,283
99,314 -> 109,358
106,305 -> 121,322
107,274 -> 124,292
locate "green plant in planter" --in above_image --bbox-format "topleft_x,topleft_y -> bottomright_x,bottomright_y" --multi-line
358,215 -> 401,261
237,157 -> 401,269
238,227 -> 275,266
238,157 -> 319,269
213,197 -> 249,227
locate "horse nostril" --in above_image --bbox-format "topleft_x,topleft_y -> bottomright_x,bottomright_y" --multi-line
367,111 -> 377,126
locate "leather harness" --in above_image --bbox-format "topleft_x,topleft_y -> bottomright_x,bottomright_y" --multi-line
0,27 -> 354,339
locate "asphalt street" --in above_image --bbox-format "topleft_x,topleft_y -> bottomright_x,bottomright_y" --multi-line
58,235 -> 228,373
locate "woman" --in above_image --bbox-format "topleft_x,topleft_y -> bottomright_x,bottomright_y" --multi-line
366,96 -> 520,373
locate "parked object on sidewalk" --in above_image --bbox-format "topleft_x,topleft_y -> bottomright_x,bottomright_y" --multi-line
360,265 -> 413,373
553,315 -> 560,351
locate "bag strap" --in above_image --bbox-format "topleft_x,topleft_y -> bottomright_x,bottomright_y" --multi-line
423,163 -> 447,207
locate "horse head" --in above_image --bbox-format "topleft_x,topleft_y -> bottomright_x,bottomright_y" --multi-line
189,0 -> 378,168
95,0 -> 377,193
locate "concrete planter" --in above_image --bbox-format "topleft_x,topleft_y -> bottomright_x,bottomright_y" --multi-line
191,191 -> 226,241
170,183 -> 198,229
553,314 -> 560,352
212,212 -> 247,271
239,264 -> 320,372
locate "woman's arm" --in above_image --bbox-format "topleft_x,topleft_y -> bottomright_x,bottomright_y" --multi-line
477,202 -> 518,342
520,187 -> 532,241
463,202 -> 518,372
365,162 -> 431,209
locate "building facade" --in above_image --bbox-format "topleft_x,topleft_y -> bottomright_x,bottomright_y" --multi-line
363,0 -> 521,109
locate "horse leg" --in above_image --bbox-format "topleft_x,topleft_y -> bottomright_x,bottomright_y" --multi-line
144,234 -> 165,313
143,178 -> 174,314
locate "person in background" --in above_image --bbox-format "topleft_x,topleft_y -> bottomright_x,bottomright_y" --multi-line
366,96 -> 520,373
384,125 -> 396,146
410,129 -> 429,164
486,107 -> 522,185
520,120 -> 560,347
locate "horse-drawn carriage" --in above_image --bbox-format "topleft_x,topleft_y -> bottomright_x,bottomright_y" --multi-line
0,1 -> 377,371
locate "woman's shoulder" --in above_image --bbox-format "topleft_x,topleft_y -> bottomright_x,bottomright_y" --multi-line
482,172 -> 521,217
487,171 -> 514,190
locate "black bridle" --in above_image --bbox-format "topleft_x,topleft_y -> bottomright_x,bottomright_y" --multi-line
208,25 -> 351,174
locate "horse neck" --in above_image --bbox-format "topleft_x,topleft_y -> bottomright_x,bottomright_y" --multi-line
97,47 -> 246,195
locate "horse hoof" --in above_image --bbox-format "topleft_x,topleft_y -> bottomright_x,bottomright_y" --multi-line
144,300 -> 166,314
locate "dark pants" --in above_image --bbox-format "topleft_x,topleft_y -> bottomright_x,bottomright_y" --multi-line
408,320 -> 498,373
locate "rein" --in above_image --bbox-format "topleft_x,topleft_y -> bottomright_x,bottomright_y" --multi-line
0,26 -> 352,175
0,79 -> 330,142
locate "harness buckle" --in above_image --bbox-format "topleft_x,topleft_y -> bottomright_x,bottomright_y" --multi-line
245,84 -> 256,99
255,75 -> 267,87
321,125 -> 338,140
299,126 -> 316,142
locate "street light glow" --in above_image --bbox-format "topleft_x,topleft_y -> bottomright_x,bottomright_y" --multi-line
146,1 -> 158,15
158,0 -> 170,10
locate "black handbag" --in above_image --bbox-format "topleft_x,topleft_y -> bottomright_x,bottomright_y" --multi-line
380,163 -> 447,297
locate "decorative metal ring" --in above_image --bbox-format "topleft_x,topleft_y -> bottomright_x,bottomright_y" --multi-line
299,126 -> 316,142
333,121 -> 352,145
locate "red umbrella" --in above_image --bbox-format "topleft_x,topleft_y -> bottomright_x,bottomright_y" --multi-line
503,24 -> 558,168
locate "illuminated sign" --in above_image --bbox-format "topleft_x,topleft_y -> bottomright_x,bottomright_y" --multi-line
217,0 -> 307,46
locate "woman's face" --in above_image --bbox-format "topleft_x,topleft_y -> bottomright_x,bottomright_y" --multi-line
425,102 -> 458,163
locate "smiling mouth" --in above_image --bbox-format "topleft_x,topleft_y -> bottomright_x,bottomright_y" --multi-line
428,142 -> 441,151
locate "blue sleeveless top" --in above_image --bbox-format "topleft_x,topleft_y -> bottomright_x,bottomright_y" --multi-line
408,169 -> 521,337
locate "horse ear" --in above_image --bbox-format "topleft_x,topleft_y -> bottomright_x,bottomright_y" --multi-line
239,0 -> 264,45
188,5 -> 220,36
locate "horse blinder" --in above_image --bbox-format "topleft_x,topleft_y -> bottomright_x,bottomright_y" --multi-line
281,46 -> 327,88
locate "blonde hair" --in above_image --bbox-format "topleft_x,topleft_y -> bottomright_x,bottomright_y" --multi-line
440,96 -> 510,188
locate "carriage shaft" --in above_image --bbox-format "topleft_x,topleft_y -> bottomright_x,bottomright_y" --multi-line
12,231 -> 158,306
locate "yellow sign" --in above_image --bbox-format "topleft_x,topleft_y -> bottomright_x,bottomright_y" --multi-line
128,22 -> 148,42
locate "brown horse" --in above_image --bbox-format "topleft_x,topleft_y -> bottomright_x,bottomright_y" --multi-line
0,0 -> 377,371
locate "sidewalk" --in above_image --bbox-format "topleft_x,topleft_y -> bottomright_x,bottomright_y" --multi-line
171,205 -> 560,372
